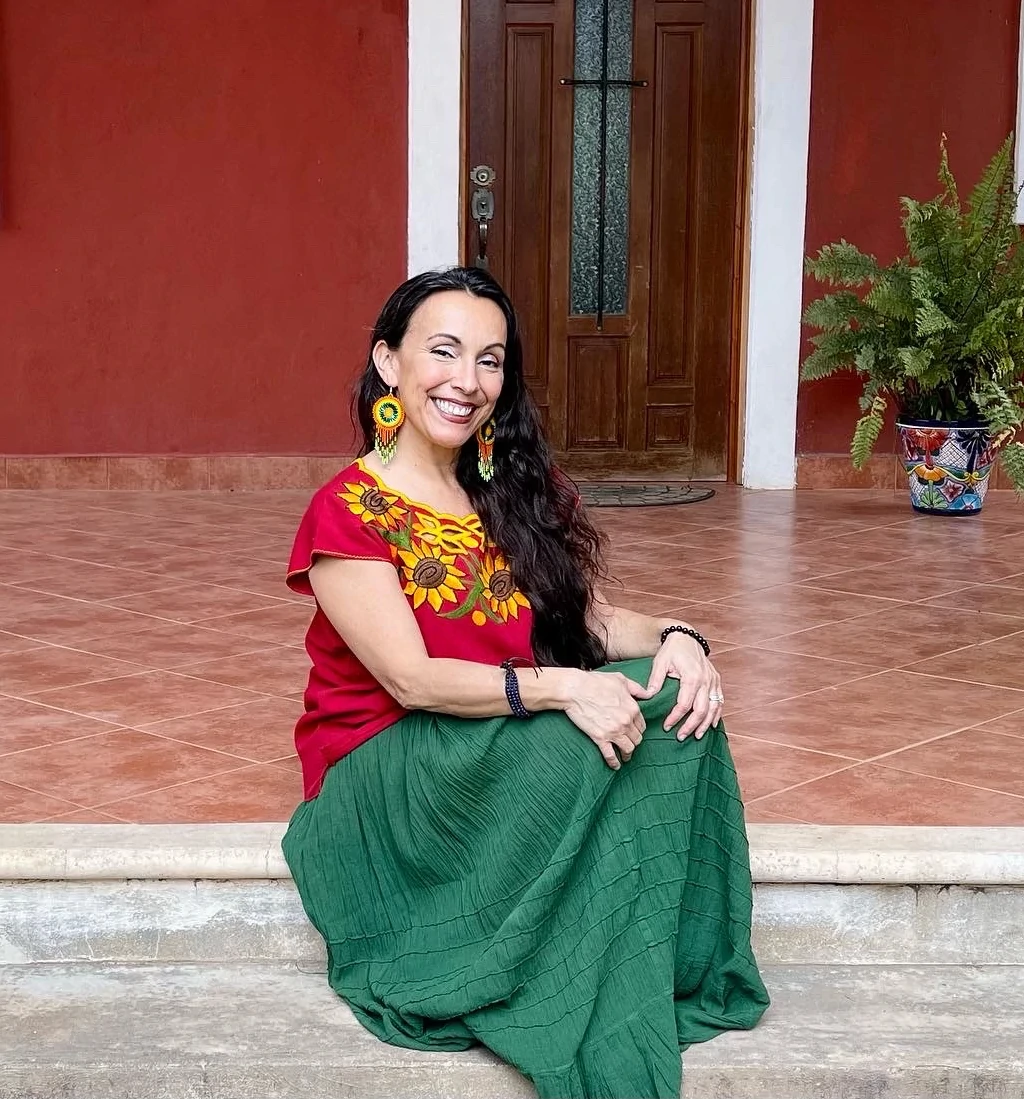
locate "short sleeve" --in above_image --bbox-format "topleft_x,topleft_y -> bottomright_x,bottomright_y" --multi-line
286,486 -> 394,596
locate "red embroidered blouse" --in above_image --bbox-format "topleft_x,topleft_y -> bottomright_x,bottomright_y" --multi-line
287,459 -> 535,798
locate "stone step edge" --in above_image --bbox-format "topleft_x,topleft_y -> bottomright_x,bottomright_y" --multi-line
1,823 -> 1023,884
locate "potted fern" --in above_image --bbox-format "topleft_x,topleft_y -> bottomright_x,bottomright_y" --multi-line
802,135 -> 1024,513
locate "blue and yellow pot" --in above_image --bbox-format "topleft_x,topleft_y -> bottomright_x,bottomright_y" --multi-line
896,418 -> 995,515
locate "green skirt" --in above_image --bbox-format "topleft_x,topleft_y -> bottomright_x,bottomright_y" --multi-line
282,658 -> 769,1099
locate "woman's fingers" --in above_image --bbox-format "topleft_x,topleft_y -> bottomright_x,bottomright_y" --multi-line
664,678 -> 698,732
678,686 -> 712,739
599,742 -> 621,770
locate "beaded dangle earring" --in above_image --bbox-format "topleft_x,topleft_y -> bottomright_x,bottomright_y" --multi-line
372,388 -> 405,465
476,419 -> 496,482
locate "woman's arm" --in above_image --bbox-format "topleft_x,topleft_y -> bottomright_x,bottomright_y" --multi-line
589,590 -> 702,662
309,556 -> 580,716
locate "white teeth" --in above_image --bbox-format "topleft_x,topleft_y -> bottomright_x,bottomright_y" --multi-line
434,399 -> 475,417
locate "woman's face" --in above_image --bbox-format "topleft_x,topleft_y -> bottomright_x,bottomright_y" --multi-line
373,290 -> 507,454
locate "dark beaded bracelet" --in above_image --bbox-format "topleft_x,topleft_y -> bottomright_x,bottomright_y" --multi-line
501,659 -> 532,719
659,625 -> 711,657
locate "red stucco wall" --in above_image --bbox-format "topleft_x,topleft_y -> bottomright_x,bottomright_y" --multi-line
0,1 -> 407,455
799,0 -> 1020,455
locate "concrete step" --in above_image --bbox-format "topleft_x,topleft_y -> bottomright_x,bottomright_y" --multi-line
4,960 -> 1022,1099
4,878 -> 1024,966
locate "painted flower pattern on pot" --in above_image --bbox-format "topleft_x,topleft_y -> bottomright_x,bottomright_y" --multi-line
898,422 -> 994,513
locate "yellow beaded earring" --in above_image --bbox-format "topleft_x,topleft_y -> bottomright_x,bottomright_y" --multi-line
476,419 -> 496,482
372,389 -> 405,465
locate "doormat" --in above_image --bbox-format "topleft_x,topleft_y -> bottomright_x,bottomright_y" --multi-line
577,483 -> 716,507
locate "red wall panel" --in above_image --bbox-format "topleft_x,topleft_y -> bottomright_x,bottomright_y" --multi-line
800,0 -> 1019,454
0,1 -> 407,455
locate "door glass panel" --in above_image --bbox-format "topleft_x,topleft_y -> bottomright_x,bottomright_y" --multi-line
570,0 -> 634,319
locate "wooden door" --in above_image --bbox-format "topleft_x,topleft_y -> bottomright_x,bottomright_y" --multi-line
465,0 -> 748,479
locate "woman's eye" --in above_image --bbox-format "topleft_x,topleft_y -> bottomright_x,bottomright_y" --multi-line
480,358 -> 502,371
432,347 -> 456,360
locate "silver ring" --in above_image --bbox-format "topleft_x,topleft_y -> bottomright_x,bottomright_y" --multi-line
709,693 -> 725,704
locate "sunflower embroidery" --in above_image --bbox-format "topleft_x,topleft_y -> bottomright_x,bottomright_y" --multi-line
396,540 -> 468,611
479,550 -> 530,622
412,511 -> 485,554
338,482 -> 407,533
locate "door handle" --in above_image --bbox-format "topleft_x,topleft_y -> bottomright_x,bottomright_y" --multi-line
470,164 -> 496,270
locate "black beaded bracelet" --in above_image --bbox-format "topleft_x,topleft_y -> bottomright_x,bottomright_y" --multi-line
501,659 -> 532,719
660,625 -> 711,657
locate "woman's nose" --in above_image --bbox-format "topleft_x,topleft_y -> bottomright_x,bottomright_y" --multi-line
450,354 -> 480,393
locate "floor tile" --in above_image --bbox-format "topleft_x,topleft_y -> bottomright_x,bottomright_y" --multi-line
0,729 -> 244,808
715,583 -> 903,626
0,548 -> 80,585
38,808 -> 125,823
196,603 -> 314,644
713,647 -> 876,713
971,711 -> 1024,739
758,603 -> 1024,668
29,670 -> 263,726
676,601 -> 863,647
0,631 -> 42,656
905,631 -> 1024,691
742,805 -> 810,824
140,696 -> 302,762
2,487 -> 1021,825
801,565 -> 974,603
0,696 -> 123,755
920,583 -> 1024,619
65,622 -> 284,671
0,646 -> 144,696
882,729 -> 1024,798
106,583 -> 291,624
4,596 -> 160,646
753,763 -> 1024,825
0,781 -> 82,823
98,763 -> 303,822
13,562 -> 184,602
727,734 -> 852,801
601,587 -> 706,616
175,647 -> 310,698
722,669 -> 1024,759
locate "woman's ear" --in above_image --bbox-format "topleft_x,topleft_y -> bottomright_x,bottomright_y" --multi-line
371,340 -> 399,388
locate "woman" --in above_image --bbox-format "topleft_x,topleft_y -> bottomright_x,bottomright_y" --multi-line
282,266 -> 769,1099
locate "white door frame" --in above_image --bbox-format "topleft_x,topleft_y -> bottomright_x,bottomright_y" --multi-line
406,0 -> 814,489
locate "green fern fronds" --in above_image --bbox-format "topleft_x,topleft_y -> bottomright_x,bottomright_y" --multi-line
965,133 -> 1015,247
805,241 -> 880,287
866,265 -> 915,320
802,291 -> 872,332
897,347 -> 934,378
851,395 -> 887,468
1000,439 -> 1024,494
800,329 -> 864,381
937,133 -> 960,212
914,298 -> 955,337
801,133 -> 1024,451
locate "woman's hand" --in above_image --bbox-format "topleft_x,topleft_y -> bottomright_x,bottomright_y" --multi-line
563,669 -> 649,770
645,634 -> 724,740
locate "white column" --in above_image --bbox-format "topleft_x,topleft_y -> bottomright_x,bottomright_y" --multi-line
407,0 -> 463,275
742,0 -> 815,489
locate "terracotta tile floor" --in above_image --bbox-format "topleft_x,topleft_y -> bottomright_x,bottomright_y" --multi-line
1,486 -> 1023,826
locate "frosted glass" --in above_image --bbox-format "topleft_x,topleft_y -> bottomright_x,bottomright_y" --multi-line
570,0 -> 633,316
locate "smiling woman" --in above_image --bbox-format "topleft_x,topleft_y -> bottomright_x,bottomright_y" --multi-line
281,266 -> 767,1098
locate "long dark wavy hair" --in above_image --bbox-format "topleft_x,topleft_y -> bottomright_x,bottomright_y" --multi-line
354,266 -> 608,669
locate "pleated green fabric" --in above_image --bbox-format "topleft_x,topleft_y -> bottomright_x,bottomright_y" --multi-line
282,658 -> 770,1099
